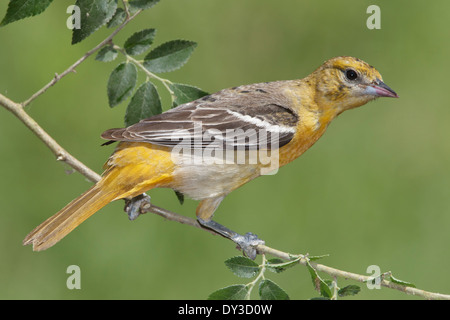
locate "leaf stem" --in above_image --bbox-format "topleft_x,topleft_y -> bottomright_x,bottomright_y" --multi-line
112,44 -> 175,99
244,254 -> 267,299
331,276 -> 338,300
122,0 -> 131,19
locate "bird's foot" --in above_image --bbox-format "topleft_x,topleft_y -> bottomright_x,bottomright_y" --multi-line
197,218 -> 265,260
124,193 -> 151,220
231,232 -> 265,260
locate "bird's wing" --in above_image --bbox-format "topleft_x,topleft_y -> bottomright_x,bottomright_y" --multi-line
101,82 -> 299,150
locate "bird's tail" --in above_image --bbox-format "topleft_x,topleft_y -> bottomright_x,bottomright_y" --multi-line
23,185 -> 119,251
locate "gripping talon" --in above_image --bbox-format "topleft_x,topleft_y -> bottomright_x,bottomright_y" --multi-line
124,193 -> 151,220
231,232 -> 265,260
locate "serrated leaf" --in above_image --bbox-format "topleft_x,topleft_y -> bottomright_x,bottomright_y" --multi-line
144,40 -> 197,73
107,7 -> 125,28
169,83 -> 208,107
107,62 -> 137,107
389,274 -> 416,288
95,45 -> 118,62
338,285 -> 361,297
72,0 -> 118,44
124,29 -> 156,55
308,254 -> 330,261
266,258 -> 285,273
319,281 -> 333,298
267,258 -> 285,264
224,256 -> 259,278
125,82 -> 161,126
259,280 -> 289,300
208,285 -> 248,300
128,0 -> 160,10
266,258 -> 298,273
306,261 -> 332,298
0,0 -> 53,26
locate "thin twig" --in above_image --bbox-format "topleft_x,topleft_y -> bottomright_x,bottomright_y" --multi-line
143,204 -> 218,237
122,0 -> 131,19
21,9 -> 142,107
143,201 -> 450,299
0,93 -> 101,182
1,91 -> 215,230
256,245 -> 450,300
244,254 -> 267,299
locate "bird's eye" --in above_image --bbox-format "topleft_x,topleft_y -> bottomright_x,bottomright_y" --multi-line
345,69 -> 358,81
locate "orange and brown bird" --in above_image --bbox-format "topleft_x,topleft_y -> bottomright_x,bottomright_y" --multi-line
23,56 -> 398,258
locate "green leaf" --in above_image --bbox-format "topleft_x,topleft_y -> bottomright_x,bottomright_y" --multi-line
169,83 -> 208,107
208,285 -> 248,300
125,82 -> 161,126
338,285 -> 361,297
107,7 -> 125,28
224,256 -> 259,278
389,274 -> 416,288
72,0 -> 118,44
265,258 -> 286,273
95,45 -> 118,62
107,62 -> 137,107
266,258 -> 298,273
306,261 -> 332,298
128,0 -> 160,10
319,282 -> 332,298
259,280 -> 290,300
0,0 -> 53,26
124,29 -> 156,55
144,40 -> 197,73
308,254 -> 330,261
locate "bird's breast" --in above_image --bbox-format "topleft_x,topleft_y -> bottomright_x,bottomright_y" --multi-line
278,108 -> 332,167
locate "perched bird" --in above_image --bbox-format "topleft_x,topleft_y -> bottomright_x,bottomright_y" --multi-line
23,56 -> 398,257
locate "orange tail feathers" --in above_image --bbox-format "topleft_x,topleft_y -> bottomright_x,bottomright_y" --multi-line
23,185 -> 118,251
23,142 -> 176,251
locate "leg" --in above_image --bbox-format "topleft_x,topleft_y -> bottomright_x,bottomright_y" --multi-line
124,193 -> 151,220
196,197 -> 265,260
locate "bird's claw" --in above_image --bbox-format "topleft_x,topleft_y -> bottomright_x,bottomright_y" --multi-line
124,193 -> 151,220
231,232 -> 265,260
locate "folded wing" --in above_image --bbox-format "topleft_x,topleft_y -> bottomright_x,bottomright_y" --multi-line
102,82 -> 299,150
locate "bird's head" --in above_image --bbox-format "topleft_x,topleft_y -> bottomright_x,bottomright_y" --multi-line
311,56 -> 398,113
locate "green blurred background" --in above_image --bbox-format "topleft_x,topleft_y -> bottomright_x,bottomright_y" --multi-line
0,0 -> 449,300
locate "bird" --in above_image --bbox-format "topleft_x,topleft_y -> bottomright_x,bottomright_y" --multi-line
23,56 -> 398,257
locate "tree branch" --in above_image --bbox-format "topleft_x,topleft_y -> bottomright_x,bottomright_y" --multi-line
257,245 -> 450,300
2,91 -> 449,300
1,7 -> 448,300
1,92 -> 212,232
21,9 -> 143,108
0,93 -> 101,182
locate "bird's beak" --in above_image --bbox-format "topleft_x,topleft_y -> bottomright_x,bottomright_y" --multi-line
367,79 -> 399,98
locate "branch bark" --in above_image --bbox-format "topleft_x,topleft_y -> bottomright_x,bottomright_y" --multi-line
0,93 -> 101,182
258,245 -> 450,300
